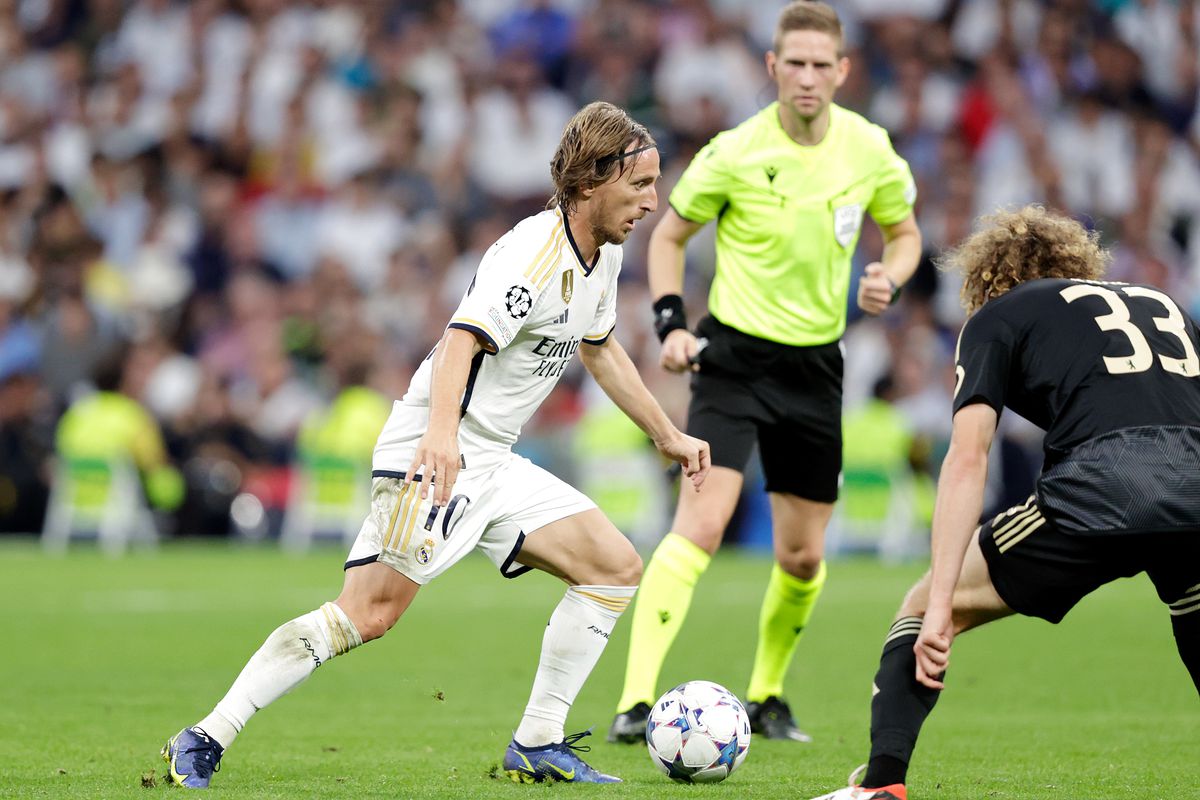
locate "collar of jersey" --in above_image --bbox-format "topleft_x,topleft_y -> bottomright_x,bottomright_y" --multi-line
770,100 -> 839,151
559,206 -> 601,277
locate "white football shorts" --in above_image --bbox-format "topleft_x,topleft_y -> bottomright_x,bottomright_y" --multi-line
344,454 -> 596,584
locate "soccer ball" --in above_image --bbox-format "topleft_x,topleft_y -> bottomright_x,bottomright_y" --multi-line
646,680 -> 751,783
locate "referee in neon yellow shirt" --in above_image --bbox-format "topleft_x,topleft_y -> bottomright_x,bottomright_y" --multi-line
610,1 -> 922,743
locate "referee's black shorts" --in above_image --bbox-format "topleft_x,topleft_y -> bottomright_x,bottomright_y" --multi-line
686,315 -> 842,503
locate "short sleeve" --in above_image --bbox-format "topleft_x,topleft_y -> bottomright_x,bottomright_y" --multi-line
953,307 -> 1016,416
583,254 -> 621,345
448,230 -> 560,353
668,135 -> 734,225
867,148 -> 917,227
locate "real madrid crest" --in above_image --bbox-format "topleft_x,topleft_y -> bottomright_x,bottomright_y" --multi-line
416,538 -> 435,565
561,269 -> 574,304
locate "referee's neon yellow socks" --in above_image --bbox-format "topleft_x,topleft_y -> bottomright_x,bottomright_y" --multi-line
746,560 -> 827,703
615,533 -> 711,712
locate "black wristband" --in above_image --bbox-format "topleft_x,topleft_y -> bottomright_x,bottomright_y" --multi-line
886,277 -> 902,305
652,294 -> 688,342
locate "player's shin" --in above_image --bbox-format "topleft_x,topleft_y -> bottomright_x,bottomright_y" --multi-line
615,533 -> 710,711
195,602 -> 363,749
1169,595 -> 1200,695
864,616 -> 941,789
514,585 -> 636,747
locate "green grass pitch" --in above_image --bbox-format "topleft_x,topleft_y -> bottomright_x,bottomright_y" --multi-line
1,540 -> 1195,798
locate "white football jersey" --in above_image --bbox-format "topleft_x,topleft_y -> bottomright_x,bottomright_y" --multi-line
374,207 -> 621,472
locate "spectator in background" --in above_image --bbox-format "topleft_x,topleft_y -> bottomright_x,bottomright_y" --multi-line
0,0 -> 1195,550
1047,90 -> 1136,225
55,347 -> 184,517
0,300 -> 51,533
466,51 -> 574,212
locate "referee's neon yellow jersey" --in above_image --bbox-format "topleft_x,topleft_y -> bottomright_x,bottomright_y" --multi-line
670,102 -> 916,346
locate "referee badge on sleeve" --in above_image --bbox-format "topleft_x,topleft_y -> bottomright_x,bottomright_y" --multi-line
833,203 -> 864,247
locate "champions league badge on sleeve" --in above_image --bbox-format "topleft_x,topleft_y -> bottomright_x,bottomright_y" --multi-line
505,285 -> 533,319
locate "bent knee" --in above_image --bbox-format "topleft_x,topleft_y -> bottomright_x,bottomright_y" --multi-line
573,546 -> 643,588
615,551 -> 643,586
775,548 -> 824,580
595,550 -> 643,587
896,574 -> 931,619
335,599 -> 401,643
672,523 -> 723,556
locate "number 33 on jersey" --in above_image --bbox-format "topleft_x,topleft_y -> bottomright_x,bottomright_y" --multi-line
953,278 -> 1200,459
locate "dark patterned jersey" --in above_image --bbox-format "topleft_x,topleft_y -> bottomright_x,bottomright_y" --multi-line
953,278 -> 1200,467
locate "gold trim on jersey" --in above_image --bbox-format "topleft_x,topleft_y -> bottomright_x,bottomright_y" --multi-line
524,220 -> 565,281
449,317 -> 499,338
583,323 -> 616,344
531,229 -> 566,290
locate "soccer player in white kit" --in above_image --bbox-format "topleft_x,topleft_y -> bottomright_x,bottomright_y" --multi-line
161,101 -> 710,788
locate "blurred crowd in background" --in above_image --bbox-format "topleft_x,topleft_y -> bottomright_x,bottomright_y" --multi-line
3,0 -> 1200,549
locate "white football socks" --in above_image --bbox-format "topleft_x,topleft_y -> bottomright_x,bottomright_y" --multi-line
196,602 -> 362,749
513,585 -> 636,748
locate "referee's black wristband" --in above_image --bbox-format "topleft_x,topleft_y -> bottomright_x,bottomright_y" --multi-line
652,294 -> 688,342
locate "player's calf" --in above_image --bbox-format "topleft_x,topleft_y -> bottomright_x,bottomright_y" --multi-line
1168,584 -> 1200,694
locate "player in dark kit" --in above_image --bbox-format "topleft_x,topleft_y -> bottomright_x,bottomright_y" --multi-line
809,206 -> 1200,800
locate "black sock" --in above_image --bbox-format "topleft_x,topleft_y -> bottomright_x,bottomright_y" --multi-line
863,616 -> 942,788
1170,605 -> 1200,696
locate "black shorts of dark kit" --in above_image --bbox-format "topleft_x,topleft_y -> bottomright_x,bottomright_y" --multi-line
979,497 -> 1200,625
685,315 -> 843,503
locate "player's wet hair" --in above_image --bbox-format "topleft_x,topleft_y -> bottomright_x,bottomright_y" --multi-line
941,206 -> 1111,314
548,101 -> 655,215
775,1 -> 843,56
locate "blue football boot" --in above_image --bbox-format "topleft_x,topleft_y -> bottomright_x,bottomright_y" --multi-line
161,727 -> 224,788
502,729 -> 621,783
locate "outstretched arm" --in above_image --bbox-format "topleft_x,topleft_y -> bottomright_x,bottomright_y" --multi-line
406,327 -> 484,506
579,334 -> 710,490
915,402 -> 997,689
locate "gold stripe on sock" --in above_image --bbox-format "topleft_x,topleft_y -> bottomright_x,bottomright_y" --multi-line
320,603 -> 346,655
1170,598 -> 1200,616
1170,584 -> 1200,608
884,618 -> 924,646
574,589 -> 631,612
